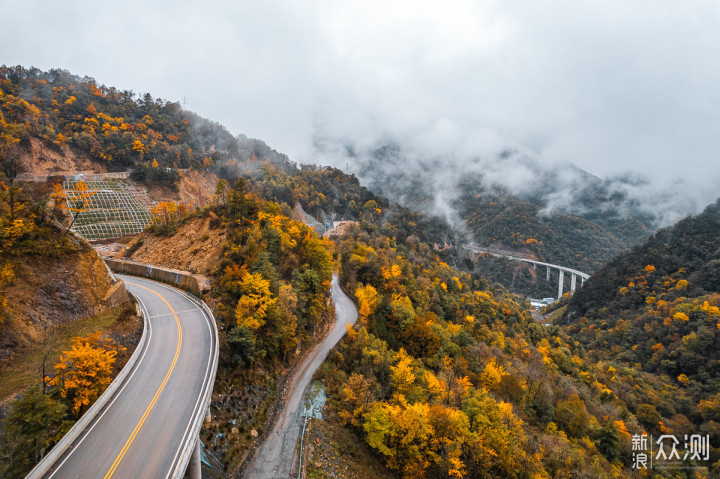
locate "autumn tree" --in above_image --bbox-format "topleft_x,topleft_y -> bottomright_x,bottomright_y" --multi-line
234,272 -> 276,331
132,139 -> 147,160
213,178 -> 228,205
338,373 -> 377,428
266,282 -> 299,360
388,294 -> 415,330
64,180 -> 96,235
390,348 -> 416,396
355,283 -> 379,322
49,181 -> 67,220
555,394 -> 594,438
150,200 -> 189,233
47,332 -> 119,416
363,399 -> 434,475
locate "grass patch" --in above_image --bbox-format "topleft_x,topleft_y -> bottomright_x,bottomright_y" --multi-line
0,306 -> 131,404
546,304 -> 567,324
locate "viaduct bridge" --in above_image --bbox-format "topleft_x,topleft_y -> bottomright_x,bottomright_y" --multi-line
466,245 -> 591,299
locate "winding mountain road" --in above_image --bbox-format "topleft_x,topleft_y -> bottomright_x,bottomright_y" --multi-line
242,274 -> 358,478
30,275 -> 217,479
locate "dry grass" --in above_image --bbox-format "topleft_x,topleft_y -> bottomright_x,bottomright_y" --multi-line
0,306 -> 134,405
304,407 -> 394,479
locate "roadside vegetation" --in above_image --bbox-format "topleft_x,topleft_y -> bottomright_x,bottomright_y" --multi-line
4,65 -> 720,477
0,317 -> 136,477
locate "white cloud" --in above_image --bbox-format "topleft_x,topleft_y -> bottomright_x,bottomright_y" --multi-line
4,0 -> 720,215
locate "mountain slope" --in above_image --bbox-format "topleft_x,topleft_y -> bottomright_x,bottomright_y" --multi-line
565,198 -> 720,321
6,65 -> 719,476
559,199 -> 720,463
315,141 -> 655,295
1,65 -> 241,181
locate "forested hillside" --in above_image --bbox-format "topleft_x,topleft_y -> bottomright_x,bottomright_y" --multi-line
113,179 -> 335,474
0,156 -> 136,477
0,65 -> 242,187
560,200 -> 720,456
231,153 -> 719,476
4,66 -> 718,477
308,200 -> 719,477
337,143 -> 655,296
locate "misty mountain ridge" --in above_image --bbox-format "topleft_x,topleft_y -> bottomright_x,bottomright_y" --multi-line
314,137 -> 688,231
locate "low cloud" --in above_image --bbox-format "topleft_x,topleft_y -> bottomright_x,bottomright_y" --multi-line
3,0 -> 720,224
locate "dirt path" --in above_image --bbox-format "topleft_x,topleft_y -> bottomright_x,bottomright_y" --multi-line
241,274 -> 358,479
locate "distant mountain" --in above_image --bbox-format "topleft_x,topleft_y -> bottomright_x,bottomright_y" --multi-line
316,140 -> 656,295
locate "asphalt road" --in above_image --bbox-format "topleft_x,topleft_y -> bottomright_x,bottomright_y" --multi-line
242,274 -> 358,479
39,275 -> 216,479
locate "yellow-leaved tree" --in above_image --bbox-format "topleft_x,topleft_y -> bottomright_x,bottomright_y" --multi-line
64,180 -> 96,235
364,398 -> 434,475
355,283 -> 379,322
235,272 -> 276,330
48,332 -> 120,416
150,201 -> 189,229
390,348 -> 415,396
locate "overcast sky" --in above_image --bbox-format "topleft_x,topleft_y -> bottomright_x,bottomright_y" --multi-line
3,0 -> 720,208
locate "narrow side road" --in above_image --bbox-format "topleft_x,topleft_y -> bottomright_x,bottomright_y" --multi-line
242,274 -> 358,478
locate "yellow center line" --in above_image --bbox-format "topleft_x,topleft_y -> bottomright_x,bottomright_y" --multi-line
103,281 -> 183,479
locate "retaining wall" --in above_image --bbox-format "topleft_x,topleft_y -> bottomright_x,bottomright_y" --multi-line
104,259 -> 208,296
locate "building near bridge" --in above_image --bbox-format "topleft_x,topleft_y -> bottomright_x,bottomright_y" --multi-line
529,297 -> 556,310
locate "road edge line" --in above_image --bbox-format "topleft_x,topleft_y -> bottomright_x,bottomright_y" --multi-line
167,289 -> 219,479
25,283 -> 150,479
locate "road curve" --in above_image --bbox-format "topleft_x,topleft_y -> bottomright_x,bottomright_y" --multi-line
34,275 -> 217,479
242,274 -> 358,478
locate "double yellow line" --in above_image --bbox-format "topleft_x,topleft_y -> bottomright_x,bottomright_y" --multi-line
103,282 -> 183,479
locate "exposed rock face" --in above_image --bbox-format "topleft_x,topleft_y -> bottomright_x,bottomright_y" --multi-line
2,247 -> 126,357
323,221 -> 360,238
116,216 -> 226,277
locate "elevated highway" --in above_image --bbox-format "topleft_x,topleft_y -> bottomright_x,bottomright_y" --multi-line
466,245 -> 591,298
27,275 -> 218,479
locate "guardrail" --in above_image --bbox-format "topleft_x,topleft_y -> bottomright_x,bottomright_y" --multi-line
168,287 -> 219,478
26,287 -> 150,479
104,258 -> 209,296
25,270 -> 219,479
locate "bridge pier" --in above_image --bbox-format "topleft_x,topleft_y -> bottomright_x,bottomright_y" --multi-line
547,266 -> 550,281
571,274 -> 577,293
189,437 -> 202,479
558,269 -> 564,299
